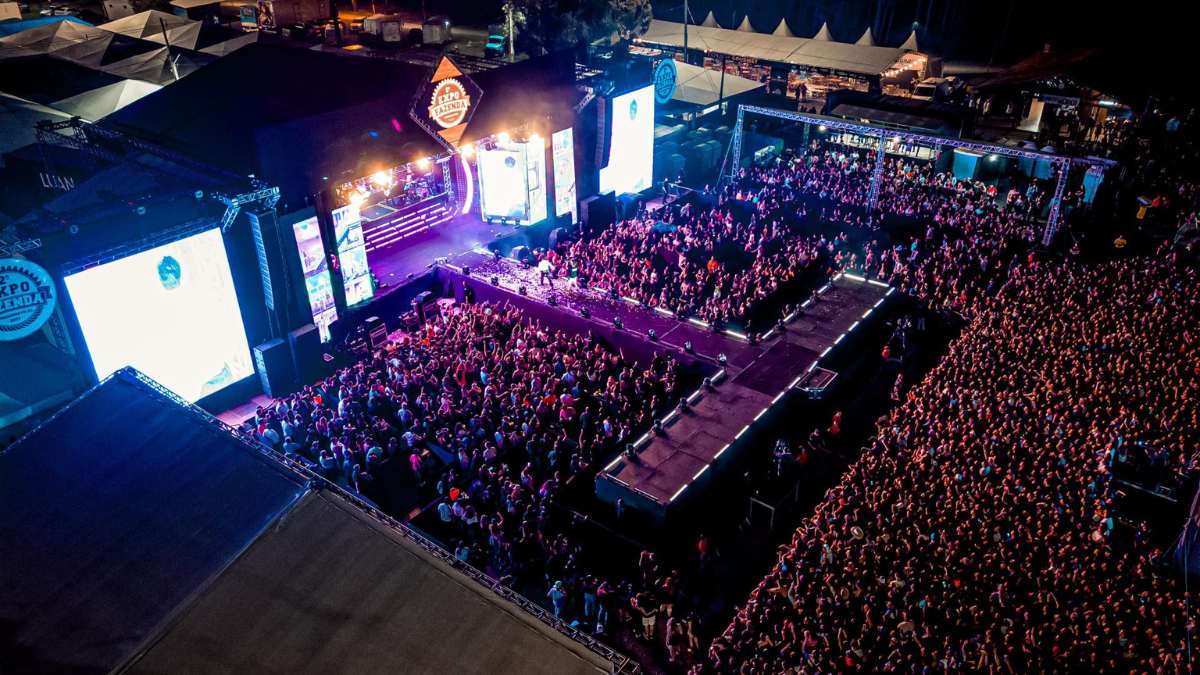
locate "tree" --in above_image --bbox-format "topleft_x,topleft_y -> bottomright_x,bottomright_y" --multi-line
511,0 -> 651,56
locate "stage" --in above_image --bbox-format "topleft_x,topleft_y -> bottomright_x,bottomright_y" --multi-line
596,274 -> 893,523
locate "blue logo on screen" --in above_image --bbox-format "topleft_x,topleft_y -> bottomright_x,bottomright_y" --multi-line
629,98 -> 638,120
157,255 -> 181,290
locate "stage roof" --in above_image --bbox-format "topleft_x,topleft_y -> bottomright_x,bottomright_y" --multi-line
0,368 -> 630,675
638,19 -> 912,76
102,44 -> 578,210
0,369 -> 308,675
122,490 -> 615,675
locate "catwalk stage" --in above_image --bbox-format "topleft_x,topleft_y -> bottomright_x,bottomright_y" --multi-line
437,255 -> 894,524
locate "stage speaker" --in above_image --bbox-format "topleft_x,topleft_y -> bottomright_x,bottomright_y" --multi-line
288,323 -> 322,384
253,338 -> 295,398
617,192 -> 641,220
580,193 -> 615,232
246,209 -> 291,333
411,290 -> 433,325
365,315 -> 388,348
511,245 -> 530,263
548,227 -> 565,251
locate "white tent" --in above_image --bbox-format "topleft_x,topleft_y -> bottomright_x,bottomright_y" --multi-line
735,16 -> 754,32
899,30 -> 919,51
772,19 -> 793,38
99,10 -> 201,50
855,28 -> 875,47
50,77 -> 160,119
811,22 -> 832,41
198,31 -> 257,57
671,60 -> 764,106
700,11 -> 718,28
638,20 -> 912,77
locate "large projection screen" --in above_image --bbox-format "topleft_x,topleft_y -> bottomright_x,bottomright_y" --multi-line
64,228 -> 254,403
599,85 -> 655,195
478,147 -> 529,221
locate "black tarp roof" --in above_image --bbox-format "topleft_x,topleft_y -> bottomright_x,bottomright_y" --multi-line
1,368 -> 624,675
0,369 -> 308,675
101,44 -> 579,211
121,490 -> 613,675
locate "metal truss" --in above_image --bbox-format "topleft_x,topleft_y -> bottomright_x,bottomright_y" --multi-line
729,105 -> 1116,243
213,185 -> 282,232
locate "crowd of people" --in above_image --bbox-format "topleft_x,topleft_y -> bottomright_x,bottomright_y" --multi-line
707,243 -> 1198,670
553,145 -> 1054,331
245,111 -> 1200,672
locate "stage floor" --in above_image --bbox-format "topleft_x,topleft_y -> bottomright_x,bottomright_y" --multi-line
367,215 -> 517,289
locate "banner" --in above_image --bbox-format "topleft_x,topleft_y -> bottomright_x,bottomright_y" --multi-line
410,56 -> 482,149
0,258 -> 57,342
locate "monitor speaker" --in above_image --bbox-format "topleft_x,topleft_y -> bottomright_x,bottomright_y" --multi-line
411,290 -> 433,325
287,324 -> 322,385
253,338 -> 294,398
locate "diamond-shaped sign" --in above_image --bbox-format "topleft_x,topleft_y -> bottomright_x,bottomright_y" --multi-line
410,56 -> 483,151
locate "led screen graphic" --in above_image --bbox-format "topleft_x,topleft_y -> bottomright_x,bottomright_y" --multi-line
63,228 -> 253,403
292,216 -> 337,342
552,128 -> 577,224
525,136 -> 547,225
478,147 -> 528,221
599,85 -> 655,196
332,203 -> 374,306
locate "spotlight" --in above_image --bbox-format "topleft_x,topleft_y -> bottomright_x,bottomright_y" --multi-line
518,285 -> 527,296
613,317 -> 623,330
498,131 -> 510,144
461,144 -> 475,158
718,353 -> 728,365
529,132 -> 541,144
417,157 -> 431,171
350,192 -> 365,207
490,275 -> 500,285
648,329 -> 658,341
817,125 -> 827,132
684,341 -> 693,353
580,307 -> 590,319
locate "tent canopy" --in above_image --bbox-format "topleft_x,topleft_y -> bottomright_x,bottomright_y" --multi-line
99,9 -> 201,50
672,59 -> 764,106
638,19 -> 914,76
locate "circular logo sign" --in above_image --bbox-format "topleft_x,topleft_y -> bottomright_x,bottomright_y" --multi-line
653,59 -> 677,105
0,258 -> 56,341
629,98 -> 639,121
429,78 -> 471,129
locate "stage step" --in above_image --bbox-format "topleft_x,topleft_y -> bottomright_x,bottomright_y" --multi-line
365,205 -> 455,253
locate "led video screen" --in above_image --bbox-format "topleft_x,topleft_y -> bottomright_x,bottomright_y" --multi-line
599,85 -> 654,196
292,216 -> 337,342
552,128 -> 577,224
63,228 -> 253,403
478,147 -> 529,221
332,203 -> 374,306
525,136 -> 547,225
